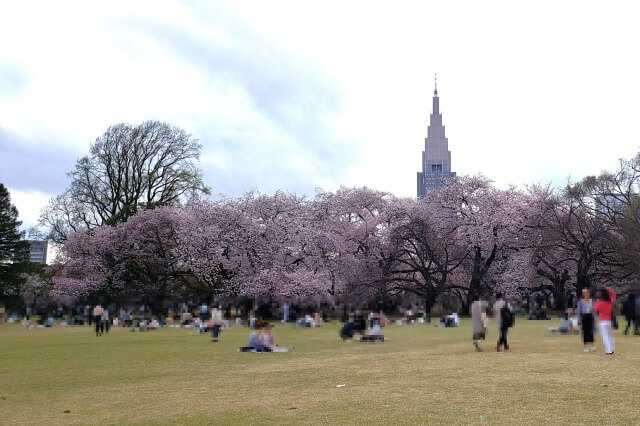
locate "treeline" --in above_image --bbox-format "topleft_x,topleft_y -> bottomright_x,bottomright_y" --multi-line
5,121 -> 640,314
50,169 -> 640,314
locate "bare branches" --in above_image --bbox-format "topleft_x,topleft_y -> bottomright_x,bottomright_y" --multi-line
39,121 -> 210,242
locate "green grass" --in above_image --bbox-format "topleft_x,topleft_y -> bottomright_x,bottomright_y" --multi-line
1,318 -> 640,425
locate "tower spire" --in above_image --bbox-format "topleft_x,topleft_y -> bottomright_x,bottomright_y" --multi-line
417,74 -> 455,198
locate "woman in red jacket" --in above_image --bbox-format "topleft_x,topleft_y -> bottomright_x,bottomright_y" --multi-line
593,287 -> 616,355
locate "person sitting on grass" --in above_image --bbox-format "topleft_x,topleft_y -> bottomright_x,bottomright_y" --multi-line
21,318 -> 33,329
549,313 -> 573,334
438,312 -> 459,327
247,325 -> 271,352
298,314 -> 313,328
149,318 -> 160,329
361,318 -> 384,342
568,312 -> 580,334
340,316 -> 356,340
313,312 -> 323,326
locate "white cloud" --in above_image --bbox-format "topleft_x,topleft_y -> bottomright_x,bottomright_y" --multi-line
1,0 -> 640,207
7,188 -> 50,231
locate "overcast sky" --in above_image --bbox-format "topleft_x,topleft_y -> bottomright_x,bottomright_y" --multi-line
2,1 -> 640,230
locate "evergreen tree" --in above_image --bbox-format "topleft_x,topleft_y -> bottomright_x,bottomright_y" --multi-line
0,183 -> 30,297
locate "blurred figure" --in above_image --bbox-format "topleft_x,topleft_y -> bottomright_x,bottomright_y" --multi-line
298,314 -> 313,328
594,287 -> 616,355
211,306 -> 223,342
361,315 -> 384,342
568,311 -> 580,334
101,307 -> 110,334
340,315 -> 356,340
439,312 -> 459,327
622,294 -> 636,335
200,302 -> 209,323
493,292 -> 514,351
93,304 -> 104,336
247,325 -> 270,352
313,312 -> 323,326
471,295 -> 489,351
549,312 -> 572,334
21,317 -> 32,329
577,289 -> 596,352
364,321 -> 382,337
379,311 -> 388,327
635,295 -> 640,334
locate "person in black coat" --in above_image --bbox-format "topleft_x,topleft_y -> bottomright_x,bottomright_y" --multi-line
622,294 -> 636,335
340,316 -> 356,340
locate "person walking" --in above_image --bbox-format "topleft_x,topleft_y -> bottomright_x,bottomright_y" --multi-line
211,306 -> 223,342
594,287 -> 616,356
471,295 -> 489,352
577,288 -> 596,352
93,304 -> 104,336
493,292 -> 513,351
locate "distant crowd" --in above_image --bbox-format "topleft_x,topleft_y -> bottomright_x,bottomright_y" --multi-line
2,286 -> 638,356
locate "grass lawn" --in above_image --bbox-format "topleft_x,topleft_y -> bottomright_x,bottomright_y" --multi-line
2,318 -> 640,425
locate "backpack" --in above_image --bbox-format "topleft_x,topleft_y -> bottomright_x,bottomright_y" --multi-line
500,304 -> 514,328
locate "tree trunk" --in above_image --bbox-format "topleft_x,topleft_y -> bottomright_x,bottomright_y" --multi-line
576,273 -> 590,297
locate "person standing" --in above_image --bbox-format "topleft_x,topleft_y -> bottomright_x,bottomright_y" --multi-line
622,294 -> 636,335
200,303 -> 209,323
102,306 -> 110,334
594,287 -> 616,356
635,295 -> 640,335
93,304 -> 104,336
577,289 -> 596,352
493,292 -> 512,351
211,306 -> 223,342
471,295 -> 489,352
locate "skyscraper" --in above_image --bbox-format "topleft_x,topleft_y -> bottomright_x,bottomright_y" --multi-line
417,78 -> 456,197
27,240 -> 48,264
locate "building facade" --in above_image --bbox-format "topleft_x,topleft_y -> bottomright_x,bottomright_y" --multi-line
27,240 -> 48,264
417,80 -> 456,197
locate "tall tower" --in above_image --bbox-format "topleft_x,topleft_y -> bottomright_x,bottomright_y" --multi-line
417,77 -> 456,197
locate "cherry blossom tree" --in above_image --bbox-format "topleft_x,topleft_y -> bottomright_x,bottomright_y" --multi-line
310,187 -> 391,301
378,197 -> 469,317
52,207 -> 188,305
427,176 -> 533,310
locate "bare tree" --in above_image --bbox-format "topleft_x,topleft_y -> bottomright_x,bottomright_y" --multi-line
40,121 -> 210,243
569,154 -> 640,284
